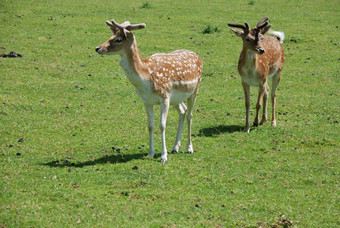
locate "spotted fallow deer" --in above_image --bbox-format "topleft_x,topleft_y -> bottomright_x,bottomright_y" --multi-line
96,19 -> 203,162
228,17 -> 285,133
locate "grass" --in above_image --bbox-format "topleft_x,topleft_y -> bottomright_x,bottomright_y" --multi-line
202,25 -> 221,34
1,0 -> 339,227
248,0 -> 256,6
140,2 -> 152,9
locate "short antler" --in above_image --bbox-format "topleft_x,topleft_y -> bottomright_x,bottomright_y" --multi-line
126,23 -> 146,31
106,19 -> 146,41
106,19 -> 145,31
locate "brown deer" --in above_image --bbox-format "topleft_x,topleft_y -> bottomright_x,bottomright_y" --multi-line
96,19 -> 203,162
228,17 -> 285,133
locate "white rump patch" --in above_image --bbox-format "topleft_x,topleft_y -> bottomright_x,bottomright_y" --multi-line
268,30 -> 285,44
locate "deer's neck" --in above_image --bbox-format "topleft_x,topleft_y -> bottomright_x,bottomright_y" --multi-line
241,48 -> 256,66
239,48 -> 256,71
120,39 -> 149,87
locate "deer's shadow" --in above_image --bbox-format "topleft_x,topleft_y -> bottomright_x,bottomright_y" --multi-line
42,125 -> 243,168
197,124 -> 243,137
42,152 -> 151,168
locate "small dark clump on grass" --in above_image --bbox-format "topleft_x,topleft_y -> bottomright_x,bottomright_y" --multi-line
202,25 -> 220,34
248,0 -> 255,5
0,51 -> 22,58
140,1 -> 152,9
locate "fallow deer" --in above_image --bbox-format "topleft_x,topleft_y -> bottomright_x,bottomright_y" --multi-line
96,19 -> 203,162
228,17 -> 285,133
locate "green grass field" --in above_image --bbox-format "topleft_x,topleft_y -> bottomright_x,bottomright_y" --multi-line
1,0 -> 339,226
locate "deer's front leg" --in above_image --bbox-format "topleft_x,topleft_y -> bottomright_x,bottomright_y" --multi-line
242,81 -> 250,133
160,97 -> 170,162
144,104 -> 155,158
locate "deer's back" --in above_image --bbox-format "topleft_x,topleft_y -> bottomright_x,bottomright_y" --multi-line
144,50 -> 203,96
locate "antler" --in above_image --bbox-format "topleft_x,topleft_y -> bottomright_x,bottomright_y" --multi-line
228,22 -> 250,36
256,16 -> 269,29
255,17 -> 272,35
106,20 -> 127,35
106,19 -> 146,32
126,23 -> 146,31
228,22 -> 249,31
106,19 -> 146,41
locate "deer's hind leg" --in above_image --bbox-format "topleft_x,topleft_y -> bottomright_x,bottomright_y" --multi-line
172,102 -> 187,154
271,71 -> 282,127
260,84 -> 269,125
186,93 -> 197,154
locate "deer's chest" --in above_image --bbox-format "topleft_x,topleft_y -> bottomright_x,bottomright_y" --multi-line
239,64 -> 262,86
238,53 -> 265,86
135,83 -> 162,105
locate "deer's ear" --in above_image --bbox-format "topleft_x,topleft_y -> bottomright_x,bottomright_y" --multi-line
125,30 -> 134,41
231,29 -> 243,37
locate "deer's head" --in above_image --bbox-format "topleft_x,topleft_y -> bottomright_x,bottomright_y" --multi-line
96,20 -> 146,55
228,17 -> 272,55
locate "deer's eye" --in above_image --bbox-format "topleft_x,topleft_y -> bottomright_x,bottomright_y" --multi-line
115,37 -> 123,43
245,37 -> 251,42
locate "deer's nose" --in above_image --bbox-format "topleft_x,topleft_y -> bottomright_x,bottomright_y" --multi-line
258,48 -> 265,54
95,46 -> 101,52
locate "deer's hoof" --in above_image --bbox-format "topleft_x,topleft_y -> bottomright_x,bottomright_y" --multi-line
171,150 -> 178,154
187,145 -> 194,154
148,153 -> 154,158
260,118 -> 267,125
272,120 -> 277,127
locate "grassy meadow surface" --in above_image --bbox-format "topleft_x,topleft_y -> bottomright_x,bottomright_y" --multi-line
1,0 -> 339,226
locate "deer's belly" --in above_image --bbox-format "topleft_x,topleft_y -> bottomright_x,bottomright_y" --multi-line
169,89 -> 194,105
135,87 -> 194,106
